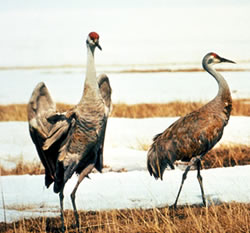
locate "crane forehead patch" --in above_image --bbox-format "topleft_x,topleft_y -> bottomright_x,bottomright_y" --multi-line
89,32 -> 99,40
211,52 -> 218,58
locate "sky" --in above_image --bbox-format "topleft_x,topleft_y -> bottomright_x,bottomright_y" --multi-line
0,0 -> 250,67
1,0 -> 250,11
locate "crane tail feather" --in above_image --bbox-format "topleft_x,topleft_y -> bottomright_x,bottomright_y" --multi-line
147,143 -> 175,180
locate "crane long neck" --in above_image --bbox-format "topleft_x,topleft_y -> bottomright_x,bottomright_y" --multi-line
203,62 -> 231,102
79,45 -> 101,104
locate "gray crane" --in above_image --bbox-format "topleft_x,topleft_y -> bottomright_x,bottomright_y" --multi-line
147,52 -> 235,208
27,32 -> 112,232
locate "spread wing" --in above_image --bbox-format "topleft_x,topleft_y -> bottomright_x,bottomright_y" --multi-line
95,74 -> 112,171
98,74 -> 112,116
27,82 -> 73,187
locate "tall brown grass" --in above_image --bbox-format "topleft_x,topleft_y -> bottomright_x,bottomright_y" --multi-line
203,144 -> 250,168
0,99 -> 249,121
0,104 -> 27,122
0,202 -> 249,233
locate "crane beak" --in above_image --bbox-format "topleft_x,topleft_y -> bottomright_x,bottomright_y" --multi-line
220,57 -> 236,64
96,42 -> 102,51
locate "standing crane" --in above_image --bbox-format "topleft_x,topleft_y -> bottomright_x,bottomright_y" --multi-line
147,52 -> 235,208
27,32 -> 112,232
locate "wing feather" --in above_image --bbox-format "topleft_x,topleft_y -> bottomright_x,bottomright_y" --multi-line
95,74 -> 112,171
27,82 -> 57,187
27,82 -> 74,187
98,74 -> 112,116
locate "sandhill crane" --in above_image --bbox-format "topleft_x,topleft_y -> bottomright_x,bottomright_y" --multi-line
27,32 -> 112,232
147,52 -> 235,208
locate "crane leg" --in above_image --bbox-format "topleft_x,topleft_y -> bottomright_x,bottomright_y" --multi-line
196,159 -> 206,206
59,190 -> 65,232
71,182 -> 81,231
173,165 -> 191,208
70,164 -> 94,232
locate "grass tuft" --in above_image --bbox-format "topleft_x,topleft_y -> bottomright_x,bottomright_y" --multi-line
0,160 -> 44,176
203,144 -> 250,168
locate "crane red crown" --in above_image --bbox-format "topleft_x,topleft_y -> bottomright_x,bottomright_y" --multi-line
89,32 -> 99,40
211,52 -> 219,58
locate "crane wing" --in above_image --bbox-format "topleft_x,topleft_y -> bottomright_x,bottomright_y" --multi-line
97,74 -> 112,116
27,82 -> 58,187
93,120 -> 107,172
42,109 -> 76,151
27,82 -> 74,187
27,82 -> 56,137
95,74 -> 112,171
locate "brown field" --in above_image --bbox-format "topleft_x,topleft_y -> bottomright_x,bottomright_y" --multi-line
0,99 -> 249,121
0,202 -> 249,233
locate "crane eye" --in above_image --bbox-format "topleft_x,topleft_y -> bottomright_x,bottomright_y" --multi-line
208,58 -> 213,64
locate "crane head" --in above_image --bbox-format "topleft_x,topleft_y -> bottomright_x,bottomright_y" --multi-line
86,32 -> 102,51
205,52 -> 235,65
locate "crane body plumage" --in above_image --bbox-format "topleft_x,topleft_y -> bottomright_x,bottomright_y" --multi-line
148,98 -> 231,179
54,97 -> 106,191
147,52 -> 234,207
28,32 -> 112,232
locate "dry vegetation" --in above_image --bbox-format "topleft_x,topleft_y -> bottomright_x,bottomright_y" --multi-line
0,160 -> 44,176
0,99 -> 249,121
111,99 -> 250,118
0,202 -> 249,233
203,144 -> 250,168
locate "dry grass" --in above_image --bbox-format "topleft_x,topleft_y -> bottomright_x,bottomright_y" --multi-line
0,99 -> 249,121
0,104 -> 28,122
0,160 -> 44,176
111,102 -> 203,118
203,144 -> 250,169
0,202 -> 249,233
111,99 -> 250,118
